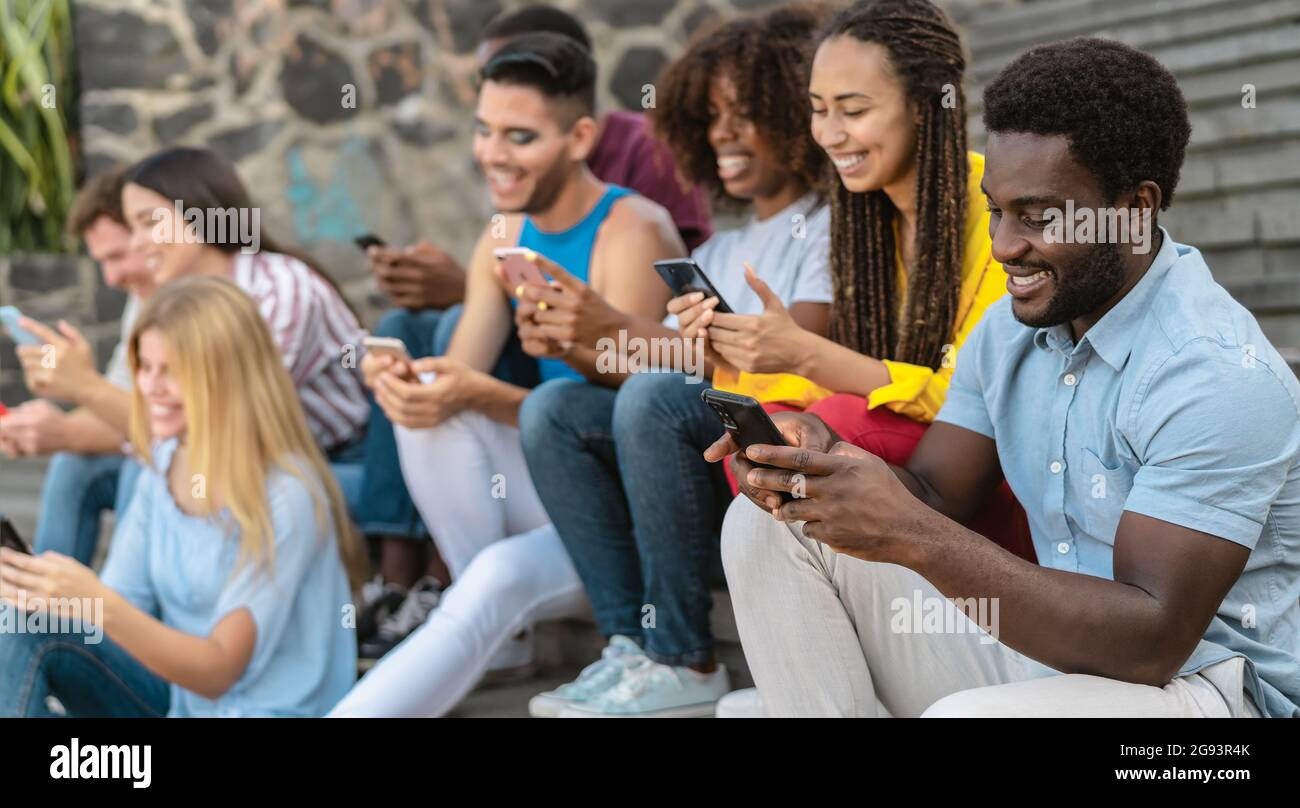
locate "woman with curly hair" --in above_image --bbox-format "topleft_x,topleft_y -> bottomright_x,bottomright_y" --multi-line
517,2 -> 835,718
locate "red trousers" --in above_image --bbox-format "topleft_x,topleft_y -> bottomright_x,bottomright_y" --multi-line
724,393 -> 1037,564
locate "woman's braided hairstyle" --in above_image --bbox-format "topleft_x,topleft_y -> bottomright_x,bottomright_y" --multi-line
823,0 -> 968,368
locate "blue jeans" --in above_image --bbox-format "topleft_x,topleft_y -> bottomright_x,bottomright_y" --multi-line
0,609 -> 170,717
342,305 -> 540,539
518,373 -> 730,667
33,453 -> 143,566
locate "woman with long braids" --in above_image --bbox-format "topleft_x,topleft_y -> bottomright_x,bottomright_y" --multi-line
699,0 -> 1034,715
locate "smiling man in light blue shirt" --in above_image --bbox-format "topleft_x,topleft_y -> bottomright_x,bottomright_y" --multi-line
714,38 -> 1299,717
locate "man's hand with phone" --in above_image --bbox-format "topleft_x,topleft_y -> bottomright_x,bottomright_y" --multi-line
369,241 -> 466,310
705,409 -> 928,564
15,317 -> 100,405
0,400 -> 69,458
705,409 -> 838,510
512,252 -> 624,357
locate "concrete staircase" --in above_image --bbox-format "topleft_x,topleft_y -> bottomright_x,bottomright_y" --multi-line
964,0 -> 1300,370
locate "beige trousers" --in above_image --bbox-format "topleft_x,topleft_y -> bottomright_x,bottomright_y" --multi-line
720,496 -> 1258,718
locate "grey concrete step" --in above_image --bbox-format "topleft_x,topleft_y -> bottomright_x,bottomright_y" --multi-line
970,5 -> 1300,82
970,0 -> 1298,63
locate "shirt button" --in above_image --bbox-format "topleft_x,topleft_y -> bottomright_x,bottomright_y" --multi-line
1063,373 -> 1077,386
1050,460 -> 1064,474
1057,542 -> 1071,555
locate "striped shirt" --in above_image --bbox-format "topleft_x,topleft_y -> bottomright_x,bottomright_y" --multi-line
231,251 -> 368,451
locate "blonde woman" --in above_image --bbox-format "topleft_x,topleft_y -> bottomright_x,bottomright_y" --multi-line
0,275 -> 362,717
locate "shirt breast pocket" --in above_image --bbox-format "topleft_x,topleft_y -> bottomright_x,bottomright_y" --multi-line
1077,447 -> 1132,546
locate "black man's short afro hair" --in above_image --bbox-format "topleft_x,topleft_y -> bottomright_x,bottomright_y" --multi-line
983,37 -> 1191,209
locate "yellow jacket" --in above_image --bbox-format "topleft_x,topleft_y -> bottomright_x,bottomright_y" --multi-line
711,152 -> 1005,424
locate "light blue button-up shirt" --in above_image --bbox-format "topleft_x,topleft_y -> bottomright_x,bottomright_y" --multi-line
936,229 -> 1300,717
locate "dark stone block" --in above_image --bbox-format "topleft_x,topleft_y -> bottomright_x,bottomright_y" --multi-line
586,0 -> 675,27
281,34 -> 359,124
95,281 -> 128,323
73,7 -> 189,90
414,0 -> 502,54
7,255 -> 83,294
393,118 -> 457,147
184,0 -> 234,56
208,121 -> 285,163
683,4 -> 723,37
610,47 -> 668,111
369,42 -> 423,106
154,102 -> 214,144
81,152 -> 118,179
82,103 -> 138,136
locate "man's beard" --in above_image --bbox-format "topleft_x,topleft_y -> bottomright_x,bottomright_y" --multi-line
1013,240 -> 1128,329
513,157 -> 572,216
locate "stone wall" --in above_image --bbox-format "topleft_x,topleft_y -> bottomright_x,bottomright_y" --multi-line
0,0 -> 1026,407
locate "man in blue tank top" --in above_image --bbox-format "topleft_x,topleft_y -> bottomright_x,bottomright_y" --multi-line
328,32 -> 687,710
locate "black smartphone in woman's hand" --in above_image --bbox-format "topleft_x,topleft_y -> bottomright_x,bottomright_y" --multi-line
0,515 -> 31,555
654,259 -> 734,313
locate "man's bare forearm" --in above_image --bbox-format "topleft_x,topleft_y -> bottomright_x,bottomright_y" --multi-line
63,408 -> 128,454
78,376 -> 132,437
896,508 -> 1192,686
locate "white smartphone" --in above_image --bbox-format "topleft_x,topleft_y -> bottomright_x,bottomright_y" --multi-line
363,335 -> 411,364
362,336 -> 436,384
0,306 -> 40,347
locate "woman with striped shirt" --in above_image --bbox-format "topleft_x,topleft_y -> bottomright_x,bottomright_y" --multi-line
118,147 -> 369,453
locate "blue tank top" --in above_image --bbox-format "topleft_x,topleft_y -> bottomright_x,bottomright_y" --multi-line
517,184 -> 633,382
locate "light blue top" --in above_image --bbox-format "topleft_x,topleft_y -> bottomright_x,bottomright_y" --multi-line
101,439 -> 357,717
517,184 -> 633,382
936,229 -> 1300,718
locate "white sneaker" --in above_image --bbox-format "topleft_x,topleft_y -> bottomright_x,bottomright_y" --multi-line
528,635 -> 644,718
558,657 -> 730,718
715,687 -> 764,718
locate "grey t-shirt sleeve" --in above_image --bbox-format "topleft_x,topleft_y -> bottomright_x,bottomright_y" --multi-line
790,204 -> 833,305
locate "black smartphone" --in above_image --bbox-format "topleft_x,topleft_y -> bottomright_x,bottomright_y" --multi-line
0,515 -> 31,555
354,233 -> 387,251
653,258 -> 733,313
701,388 -> 793,503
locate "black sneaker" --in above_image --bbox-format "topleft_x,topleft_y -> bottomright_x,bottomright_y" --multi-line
359,576 -> 441,661
355,575 -> 408,646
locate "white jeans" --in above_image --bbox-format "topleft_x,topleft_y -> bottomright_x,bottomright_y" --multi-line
721,496 -> 1258,718
330,410 -> 589,717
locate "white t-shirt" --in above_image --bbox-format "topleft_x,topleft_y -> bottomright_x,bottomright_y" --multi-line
663,193 -> 831,329
104,295 -> 141,390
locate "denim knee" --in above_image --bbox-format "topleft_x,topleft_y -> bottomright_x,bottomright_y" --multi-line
518,379 -> 590,457
611,372 -> 706,443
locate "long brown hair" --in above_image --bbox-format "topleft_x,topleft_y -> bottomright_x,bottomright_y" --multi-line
123,146 -> 358,317
822,0 -> 967,369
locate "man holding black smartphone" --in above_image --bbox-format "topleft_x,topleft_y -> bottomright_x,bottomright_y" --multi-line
711,40 -> 1300,718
